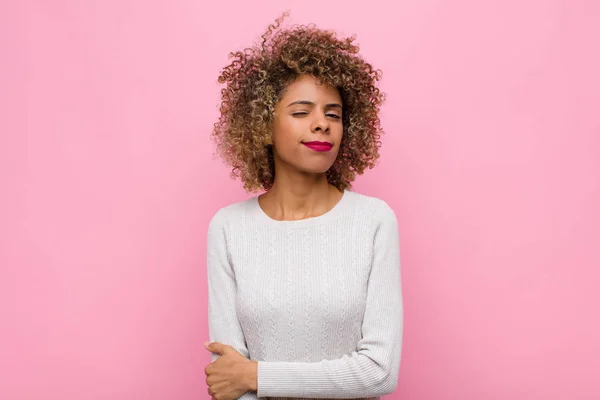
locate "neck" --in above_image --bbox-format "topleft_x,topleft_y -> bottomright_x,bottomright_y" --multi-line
259,167 -> 342,221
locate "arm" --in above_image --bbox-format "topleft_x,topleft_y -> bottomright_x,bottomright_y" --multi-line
256,202 -> 404,398
206,209 -> 257,400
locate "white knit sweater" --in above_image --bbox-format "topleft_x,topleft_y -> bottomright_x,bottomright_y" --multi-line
206,190 -> 403,399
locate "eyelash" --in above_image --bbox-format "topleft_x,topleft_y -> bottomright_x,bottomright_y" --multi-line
292,112 -> 341,119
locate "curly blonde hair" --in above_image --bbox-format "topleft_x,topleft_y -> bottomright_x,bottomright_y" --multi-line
211,12 -> 386,193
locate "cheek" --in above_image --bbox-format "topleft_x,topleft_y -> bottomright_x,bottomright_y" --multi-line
273,118 -> 303,144
332,126 -> 344,146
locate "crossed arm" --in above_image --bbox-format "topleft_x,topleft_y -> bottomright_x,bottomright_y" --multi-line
206,203 -> 403,398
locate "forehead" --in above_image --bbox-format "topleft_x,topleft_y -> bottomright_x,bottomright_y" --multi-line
280,74 -> 341,102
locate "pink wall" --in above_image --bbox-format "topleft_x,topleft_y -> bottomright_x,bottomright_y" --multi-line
1,1 -> 599,399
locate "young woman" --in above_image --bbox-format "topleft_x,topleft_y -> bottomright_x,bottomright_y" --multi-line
204,12 -> 403,400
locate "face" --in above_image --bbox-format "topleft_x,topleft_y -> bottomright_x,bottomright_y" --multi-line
270,74 -> 343,175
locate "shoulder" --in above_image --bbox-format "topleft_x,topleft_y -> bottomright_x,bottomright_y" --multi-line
346,190 -> 398,223
207,196 -> 257,233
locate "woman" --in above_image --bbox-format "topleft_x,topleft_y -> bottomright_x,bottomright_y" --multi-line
204,12 -> 403,400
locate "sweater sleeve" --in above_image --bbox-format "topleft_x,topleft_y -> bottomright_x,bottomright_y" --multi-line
256,201 -> 404,398
206,209 -> 258,400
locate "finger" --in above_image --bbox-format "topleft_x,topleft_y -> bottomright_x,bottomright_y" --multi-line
207,341 -> 225,355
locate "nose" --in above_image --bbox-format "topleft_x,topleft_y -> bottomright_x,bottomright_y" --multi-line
311,112 -> 330,134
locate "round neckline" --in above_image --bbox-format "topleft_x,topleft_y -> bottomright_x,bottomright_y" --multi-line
252,190 -> 350,228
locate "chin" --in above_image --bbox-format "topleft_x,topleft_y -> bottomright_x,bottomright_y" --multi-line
299,163 -> 335,175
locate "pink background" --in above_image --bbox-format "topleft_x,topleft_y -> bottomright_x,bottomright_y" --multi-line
1,0 -> 599,399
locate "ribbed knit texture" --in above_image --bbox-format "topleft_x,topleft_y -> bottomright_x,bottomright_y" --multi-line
207,190 -> 403,399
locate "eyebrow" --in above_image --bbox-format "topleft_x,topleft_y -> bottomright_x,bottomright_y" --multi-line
286,100 -> 342,109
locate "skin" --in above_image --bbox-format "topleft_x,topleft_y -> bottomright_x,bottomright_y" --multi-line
260,73 -> 345,220
204,342 -> 257,398
204,74 -> 346,398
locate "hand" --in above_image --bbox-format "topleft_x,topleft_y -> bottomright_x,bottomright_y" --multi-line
204,341 -> 258,400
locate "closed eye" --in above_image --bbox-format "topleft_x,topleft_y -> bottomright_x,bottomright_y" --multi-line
291,112 -> 341,120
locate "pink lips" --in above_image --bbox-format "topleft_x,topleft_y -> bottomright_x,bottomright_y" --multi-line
302,141 -> 333,152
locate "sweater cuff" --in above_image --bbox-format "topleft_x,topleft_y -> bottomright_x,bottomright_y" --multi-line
256,361 -> 279,397
257,361 -> 303,397
238,391 -> 258,400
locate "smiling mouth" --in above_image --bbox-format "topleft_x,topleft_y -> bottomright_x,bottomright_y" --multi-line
302,141 -> 333,152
